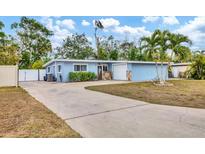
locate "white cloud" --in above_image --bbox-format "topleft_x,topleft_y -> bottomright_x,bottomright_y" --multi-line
112,25 -> 151,41
56,19 -> 75,30
175,16 -> 205,49
114,25 -> 151,36
163,16 -> 179,25
41,17 -> 72,49
81,20 -> 90,26
93,18 -> 120,28
142,16 -> 160,23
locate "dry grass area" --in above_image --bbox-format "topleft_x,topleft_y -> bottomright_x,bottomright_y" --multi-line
86,80 -> 205,109
0,87 -> 81,138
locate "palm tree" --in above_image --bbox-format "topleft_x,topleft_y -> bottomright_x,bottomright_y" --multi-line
168,33 -> 192,62
140,35 -> 158,61
94,20 -> 104,59
140,31 -> 161,81
167,33 -> 192,79
154,29 -> 170,83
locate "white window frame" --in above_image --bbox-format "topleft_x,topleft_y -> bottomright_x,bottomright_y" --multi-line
57,64 -> 62,73
73,63 -> 88,72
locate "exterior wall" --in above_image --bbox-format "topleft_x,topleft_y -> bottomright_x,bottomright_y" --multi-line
172,65 -> 190,78
0,65 -> 18,87
45,60 -> 168,82
46,61 -> 99,82
131,63 -> 168,82
46,61 -> 55,75
107,63 -> 112,71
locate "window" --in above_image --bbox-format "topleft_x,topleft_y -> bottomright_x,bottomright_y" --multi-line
81,65 -> 87,71
74,65 -> 81,71
74,64 -> 87,72
57,65 -> 62,73
47,66 -> 51,73
103,65 -> 108,71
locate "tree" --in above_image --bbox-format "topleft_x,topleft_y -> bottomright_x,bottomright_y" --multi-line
97,47 -> 108,60
119,41 -> 135,60
153,29 -> 170,61
153,29 -> 170,83
109,49 -> 118,60
0,21 -> 6,45
32,59 -> 44,69
99,35 -> 120,60
94,20 -> 104,59
0,20 -> 19,65
168,33 -> 192,62
0,44 -> 19,65
55,33 -> 94,59
127,47 -> 142,61
11,17 -> 53,68
140,33 -> 159,61
188,54 -> 205,79
140,32 -> 161,80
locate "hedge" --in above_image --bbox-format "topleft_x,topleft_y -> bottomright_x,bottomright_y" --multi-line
69,72 -> 97,82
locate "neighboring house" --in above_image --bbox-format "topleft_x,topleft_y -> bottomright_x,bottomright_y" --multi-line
43,59 -> 169,82
171,63 -> 191,78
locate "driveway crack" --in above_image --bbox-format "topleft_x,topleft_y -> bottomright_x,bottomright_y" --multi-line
64,104 -> 149,121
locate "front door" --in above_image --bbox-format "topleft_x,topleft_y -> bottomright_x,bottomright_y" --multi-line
97,65 -> 103,80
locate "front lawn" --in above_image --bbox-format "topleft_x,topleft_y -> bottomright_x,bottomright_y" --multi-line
86,80 -> 205,109
0,87 -> 81,137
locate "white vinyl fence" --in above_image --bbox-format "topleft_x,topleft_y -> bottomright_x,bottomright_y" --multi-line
0,65 -> 18,87
19,69 -> 46,81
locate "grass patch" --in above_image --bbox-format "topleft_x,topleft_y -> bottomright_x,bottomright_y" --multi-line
86,80 -> 205,109
0,87 -> 81,137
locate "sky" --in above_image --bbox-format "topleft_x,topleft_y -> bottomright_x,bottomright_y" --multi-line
0,16 -> 204,51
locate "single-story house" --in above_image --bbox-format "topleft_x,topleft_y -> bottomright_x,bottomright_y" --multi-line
171,63 -> 191,78
43,59 -> 169,82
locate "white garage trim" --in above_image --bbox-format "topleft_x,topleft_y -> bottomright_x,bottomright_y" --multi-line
112,63 -> 128,80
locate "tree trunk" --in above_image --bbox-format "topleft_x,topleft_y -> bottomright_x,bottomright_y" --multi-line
94,28 -> 99,59
155,61 -> 160,81
167,51 -> 174,79
160,61 -> 164,83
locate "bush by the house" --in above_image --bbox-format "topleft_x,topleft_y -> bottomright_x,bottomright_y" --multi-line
187,54 -> 205,80
69,72 -> 97,82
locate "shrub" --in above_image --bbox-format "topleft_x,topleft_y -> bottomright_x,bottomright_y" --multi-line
69,72 -> 97,82
187,54 -> 205,80
32,60 -> 43,69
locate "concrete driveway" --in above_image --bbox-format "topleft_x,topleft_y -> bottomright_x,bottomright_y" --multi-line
20,81 -> 205,137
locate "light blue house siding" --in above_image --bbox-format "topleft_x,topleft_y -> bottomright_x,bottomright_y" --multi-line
45,60 -> 169,82
46,61 -> 110,82
130,63 -> 168,82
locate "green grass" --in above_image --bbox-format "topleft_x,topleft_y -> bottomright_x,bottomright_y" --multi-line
86,80 -> 205,109
0,87 -> 81,137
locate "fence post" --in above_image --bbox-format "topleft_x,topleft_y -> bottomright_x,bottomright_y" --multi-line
38,69 -> 40,81
16,65 -> 19,87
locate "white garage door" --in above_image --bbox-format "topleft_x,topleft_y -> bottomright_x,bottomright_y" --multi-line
113,63 -> 127,80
